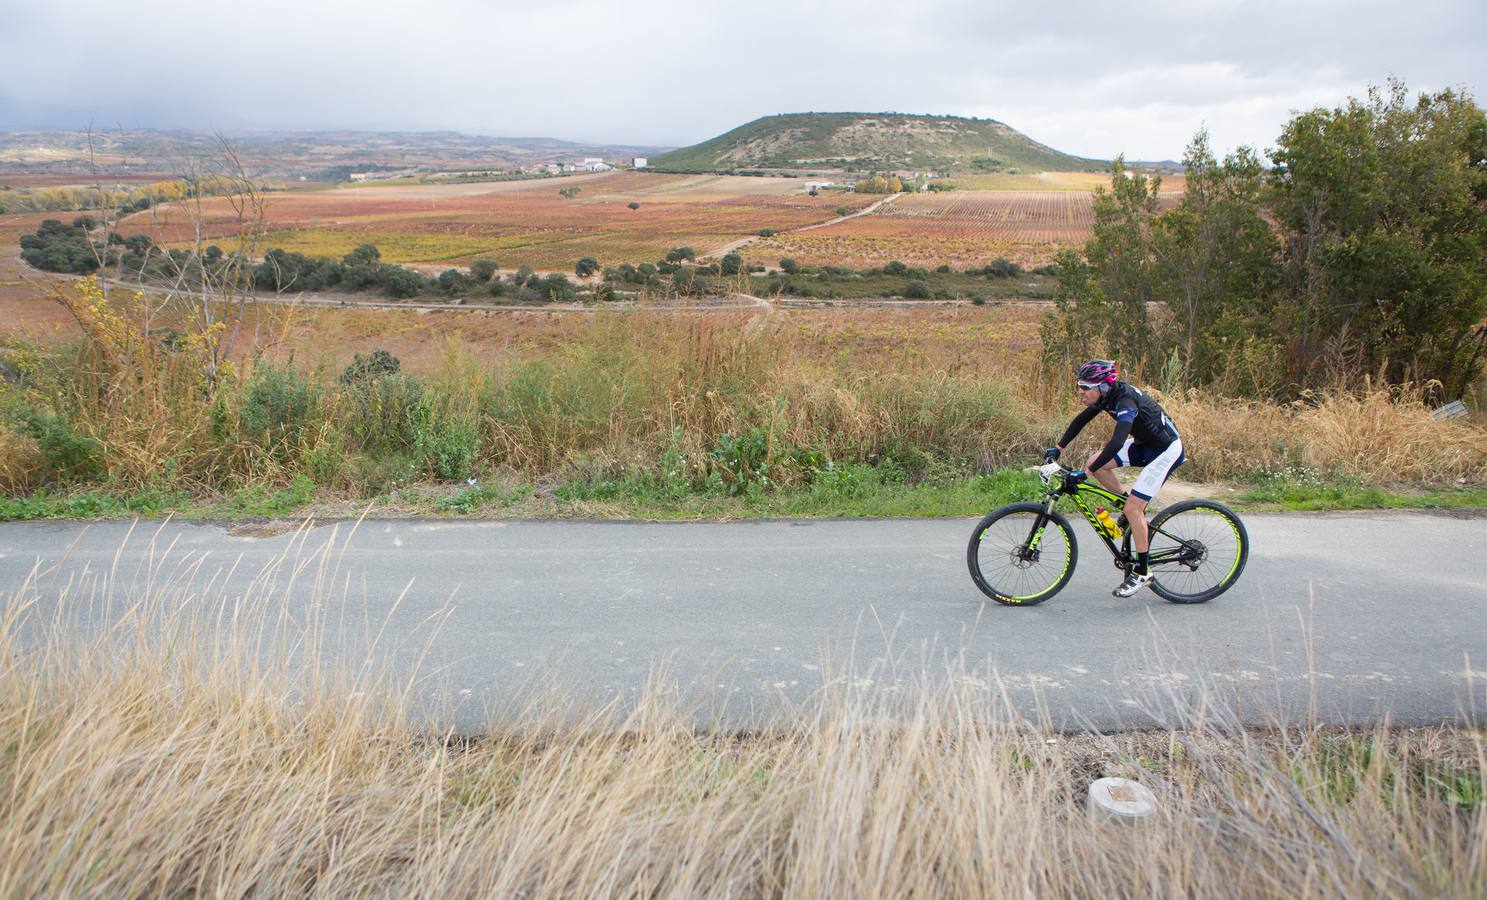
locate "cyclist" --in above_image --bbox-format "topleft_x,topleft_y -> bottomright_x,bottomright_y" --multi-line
1043,359 -> 1185,597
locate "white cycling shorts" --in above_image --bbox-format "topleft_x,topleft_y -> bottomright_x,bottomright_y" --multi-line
1115,438 -> 1186,501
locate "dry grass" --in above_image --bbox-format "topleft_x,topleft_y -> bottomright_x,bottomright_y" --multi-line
3,282 -> 1484,496
0,530 -> 1483,897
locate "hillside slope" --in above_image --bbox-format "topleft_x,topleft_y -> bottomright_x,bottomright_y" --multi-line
654,113 -> 1105,173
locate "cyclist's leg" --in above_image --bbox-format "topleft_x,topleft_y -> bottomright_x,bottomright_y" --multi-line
1126,439 -> 1185,554
1087,438 -> 1134,495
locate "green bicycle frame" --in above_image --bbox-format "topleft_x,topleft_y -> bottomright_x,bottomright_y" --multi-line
1031,476 -> 1201,572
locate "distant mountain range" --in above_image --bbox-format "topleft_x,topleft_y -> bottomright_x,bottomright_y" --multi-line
0,111 -> 1139,180
0,125 -> 671,179
653,112 -> 1107,173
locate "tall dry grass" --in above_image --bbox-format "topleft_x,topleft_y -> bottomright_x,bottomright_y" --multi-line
0,528 -> 1483,897
2,279 -> 1484,495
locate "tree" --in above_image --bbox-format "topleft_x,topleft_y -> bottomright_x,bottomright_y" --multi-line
469,258 -> 498,282
627,201 -> 640,210
1268,80 -> 1487,394
344,244 -> 381,267
575,256 -> 600,278
437,269 -> 469,294
381,266 -> 422,298
541,273 -> 575,302
720,253 -> 743,276
665,246 -> 696,263
779,258 -> 799,274
835,206 -> 850,217
1042,157 -> 1164,376
1149,130 -> 1280,389
558,186 -> 581,200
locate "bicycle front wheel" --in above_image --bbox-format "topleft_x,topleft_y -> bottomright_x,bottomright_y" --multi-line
1146,500 -> 1249,604
967,502 -> 1078,605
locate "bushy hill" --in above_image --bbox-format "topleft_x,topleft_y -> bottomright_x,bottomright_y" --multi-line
653,113 -> 1106,173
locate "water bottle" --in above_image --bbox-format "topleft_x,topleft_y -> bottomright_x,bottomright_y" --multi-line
1095,507 -> 1121,538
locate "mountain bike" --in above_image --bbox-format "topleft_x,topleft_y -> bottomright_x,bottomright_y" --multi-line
967,462 -> 1249,605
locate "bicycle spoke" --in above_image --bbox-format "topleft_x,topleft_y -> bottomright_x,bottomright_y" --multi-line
1148,506 -> 1244,598
973,512 -> 1071,601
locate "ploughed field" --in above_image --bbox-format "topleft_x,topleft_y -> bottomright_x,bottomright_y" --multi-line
101,170 -> 1183,274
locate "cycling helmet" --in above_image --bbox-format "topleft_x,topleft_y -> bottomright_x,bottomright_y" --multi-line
1076,359 -> 1118,387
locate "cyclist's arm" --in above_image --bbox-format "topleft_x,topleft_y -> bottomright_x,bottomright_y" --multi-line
1087,398 -> 1137,471
1056,406 -> 1100,451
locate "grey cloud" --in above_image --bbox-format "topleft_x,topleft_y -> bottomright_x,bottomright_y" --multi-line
0,0 -> 1481,159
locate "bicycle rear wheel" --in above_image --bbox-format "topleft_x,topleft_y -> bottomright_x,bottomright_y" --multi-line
967,502 -> 1078,605
1146,500 -> 1248,604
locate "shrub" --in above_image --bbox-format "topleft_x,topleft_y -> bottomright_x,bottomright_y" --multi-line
238,367 -> 319,460
903,280 -> 931,299
756,228 -> 776,237
340,350 -> 401,384
575,257 -> 600,278
627,201 -> 640,210
720,253 -> 743,276
437,269 -> 469,295
985,257 -> 1023,278
541,273 -> 576,302
779,258 -> 799,274
342,373 -> 424,453
381,266 -> 422,298
883,260 -> 908,276
469,258 -> 498,282
14,409 -> 103,483
411,400 -> 478,481
665,247 -> 696,263
342,244 -> 381,266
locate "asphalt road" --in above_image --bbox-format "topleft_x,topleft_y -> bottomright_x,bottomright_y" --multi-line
1,511 -> 1484,733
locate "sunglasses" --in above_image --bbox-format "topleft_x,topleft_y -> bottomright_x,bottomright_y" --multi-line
1076,381 -> 1103,390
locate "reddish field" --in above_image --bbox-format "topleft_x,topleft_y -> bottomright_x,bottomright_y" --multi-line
0,212 -> 78,338
747,186 -> 1182,269
122,173 -> 874,271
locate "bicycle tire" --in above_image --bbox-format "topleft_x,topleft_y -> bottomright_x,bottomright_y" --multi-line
967,502 -> 1078,605
1146,499 -> 1249,604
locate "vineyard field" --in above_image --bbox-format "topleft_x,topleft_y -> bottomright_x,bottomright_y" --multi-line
747,188 -> 1179,269
124,173 -> 873,270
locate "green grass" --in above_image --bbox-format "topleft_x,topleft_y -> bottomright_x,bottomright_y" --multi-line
1234,478 -> 1487,512
5,468 -> 1485,522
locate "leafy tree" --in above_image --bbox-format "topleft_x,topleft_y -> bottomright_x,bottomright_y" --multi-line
575,256 -> 600,278
779,258 -> 799,274
343,244 -> 381,267
1267,81 -> 1487,394
1149,130 -> 1280,389
437,269 -> 469,294
1042,157 -> 1164,375
665,246 -> 696,263
627,201 -> 640,210
469,258 -> 498,282
720,253 -> 743,275
883,260 -> 908,277
541,273 -> 575,301
903,280 -> 931,299
380,265 -> 422,298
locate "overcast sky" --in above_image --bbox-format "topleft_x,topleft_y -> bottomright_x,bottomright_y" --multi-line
2,0 -> 1483,160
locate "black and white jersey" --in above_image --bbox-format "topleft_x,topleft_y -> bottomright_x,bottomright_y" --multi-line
1099,382 -> 1178,450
